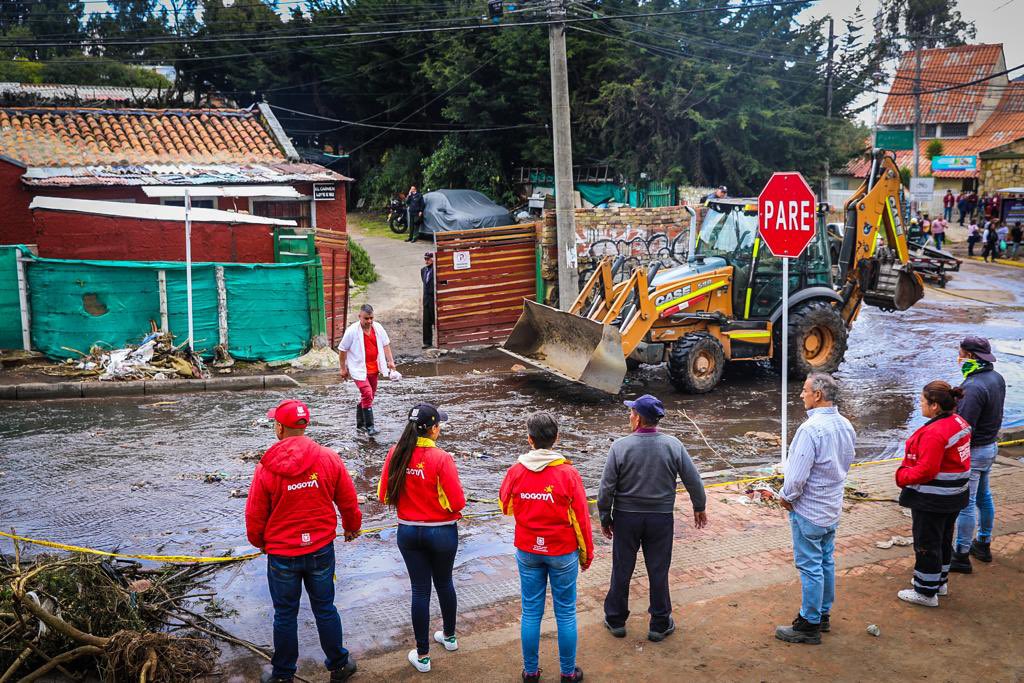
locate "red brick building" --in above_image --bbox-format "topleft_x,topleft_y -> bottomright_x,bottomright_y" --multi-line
0,103 -> 350,259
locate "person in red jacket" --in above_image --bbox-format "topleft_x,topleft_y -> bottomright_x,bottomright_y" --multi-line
378,403 -> 466,673
500,412 -> 593,683
895,381 -> 971,608
245,399 -> 362,683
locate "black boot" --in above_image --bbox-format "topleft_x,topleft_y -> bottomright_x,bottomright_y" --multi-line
970,540 -> 992,563
950,550 -> 973,574
775,614 -> 821,644
356,406 -> 366,433
364,407 -> 380,436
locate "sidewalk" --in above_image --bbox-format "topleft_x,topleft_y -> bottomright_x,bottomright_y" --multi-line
355,454 -> 1024,681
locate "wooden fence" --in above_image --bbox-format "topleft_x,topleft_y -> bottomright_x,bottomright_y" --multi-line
434,223 -> 538,348
316,228 -> 350,348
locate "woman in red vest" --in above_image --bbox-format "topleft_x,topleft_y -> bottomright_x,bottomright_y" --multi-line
378,403 -> 466,673
895,381 -> 971,607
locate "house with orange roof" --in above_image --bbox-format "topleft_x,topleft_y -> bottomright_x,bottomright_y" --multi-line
834,43 -> 1024,217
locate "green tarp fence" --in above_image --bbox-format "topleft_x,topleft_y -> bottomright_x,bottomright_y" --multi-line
9,248 -> 317,361
0,246 -> 26,349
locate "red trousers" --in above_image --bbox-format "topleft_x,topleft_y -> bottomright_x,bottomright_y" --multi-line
355,373 -> 379,408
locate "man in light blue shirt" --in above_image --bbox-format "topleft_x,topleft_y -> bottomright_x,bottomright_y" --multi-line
775,373 -> 856,645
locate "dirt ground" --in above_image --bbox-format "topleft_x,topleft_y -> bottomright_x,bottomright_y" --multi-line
361,537 -> 1024,682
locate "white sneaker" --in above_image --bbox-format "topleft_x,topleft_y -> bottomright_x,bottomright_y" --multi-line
908,580 -> 948,596
897,588 -> 938,607
434,631 -> 458,651
408,650 -> 431,672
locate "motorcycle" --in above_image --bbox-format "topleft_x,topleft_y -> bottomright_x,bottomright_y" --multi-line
386,198 -> 408,234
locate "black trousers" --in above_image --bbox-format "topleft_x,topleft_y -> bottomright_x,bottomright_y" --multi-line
423,297 -> 435,347
603,511 -> 674,631
409,216 -> 423,241
911,508 -> 957,597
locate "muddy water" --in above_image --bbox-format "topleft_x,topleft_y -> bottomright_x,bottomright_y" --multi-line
1,262 -> 1021,669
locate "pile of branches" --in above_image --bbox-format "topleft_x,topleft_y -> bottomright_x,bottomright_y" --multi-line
0,549 -> 247,682
42,330 -> 212,382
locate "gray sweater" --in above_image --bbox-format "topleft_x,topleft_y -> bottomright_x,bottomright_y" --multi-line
597,430 -> 706,526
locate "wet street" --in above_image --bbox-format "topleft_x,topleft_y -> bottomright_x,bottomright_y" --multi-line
1,259 -> 1021,672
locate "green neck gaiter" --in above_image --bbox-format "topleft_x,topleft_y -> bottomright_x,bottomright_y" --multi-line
961,359 -> 985,378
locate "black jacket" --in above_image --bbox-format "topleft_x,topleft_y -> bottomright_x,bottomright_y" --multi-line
958,365 -> 1005,446
407,191 -> 426,216
421,264 -> 435,300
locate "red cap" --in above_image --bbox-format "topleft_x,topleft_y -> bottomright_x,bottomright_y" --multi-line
266,399 -> 311,429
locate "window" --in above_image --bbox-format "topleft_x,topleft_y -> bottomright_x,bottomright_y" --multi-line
923,124 -> 938,137
941,122 -> 968,138
252,200 -> 312,228
162,198 -> 215,209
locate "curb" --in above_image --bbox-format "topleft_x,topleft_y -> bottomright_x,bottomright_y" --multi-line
0,375 -> 300,401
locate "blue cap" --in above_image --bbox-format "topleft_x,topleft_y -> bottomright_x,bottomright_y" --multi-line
623,394 -> 665,421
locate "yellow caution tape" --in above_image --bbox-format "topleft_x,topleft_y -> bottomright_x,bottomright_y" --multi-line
0,530 -> 260,564
999,438 -> 1023,447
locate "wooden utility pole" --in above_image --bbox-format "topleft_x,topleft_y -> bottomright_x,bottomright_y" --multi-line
913,38 -> 922,177
822,17 -> 835,204
548,0 -> 579,309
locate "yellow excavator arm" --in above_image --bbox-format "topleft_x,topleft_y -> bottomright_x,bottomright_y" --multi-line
837,150 -> 924,322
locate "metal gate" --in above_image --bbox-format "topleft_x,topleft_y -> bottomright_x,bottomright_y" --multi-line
316,228 -> 350,348
434,224 -> 538,348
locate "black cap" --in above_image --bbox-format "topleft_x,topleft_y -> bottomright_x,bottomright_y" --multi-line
961,336 -> 996,363
424,252 -> 434,260
409,403 -> 449,428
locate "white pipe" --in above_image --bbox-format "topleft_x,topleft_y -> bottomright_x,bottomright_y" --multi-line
185,189 -> 194,352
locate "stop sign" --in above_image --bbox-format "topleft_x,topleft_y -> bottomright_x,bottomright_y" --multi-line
757,172 -> 817,258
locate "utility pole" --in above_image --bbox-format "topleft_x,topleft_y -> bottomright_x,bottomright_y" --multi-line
548,0 -> 579,309
913,38 -> 922,178
822,16 -> 835,205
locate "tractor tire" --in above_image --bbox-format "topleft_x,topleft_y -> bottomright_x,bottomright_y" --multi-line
668,333 -> 725,394
773,300 -> 848,378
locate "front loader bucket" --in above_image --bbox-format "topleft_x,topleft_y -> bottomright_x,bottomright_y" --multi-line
501,300 -> 627,394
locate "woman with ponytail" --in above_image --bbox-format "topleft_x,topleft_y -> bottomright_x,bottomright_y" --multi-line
895,381 -> 971,608
378,403 -> 466,673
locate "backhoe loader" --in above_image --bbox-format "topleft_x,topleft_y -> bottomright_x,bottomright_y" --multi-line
501,150 -> 925,394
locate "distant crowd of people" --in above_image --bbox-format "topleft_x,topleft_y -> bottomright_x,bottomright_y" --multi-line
243,330 -> 1005,680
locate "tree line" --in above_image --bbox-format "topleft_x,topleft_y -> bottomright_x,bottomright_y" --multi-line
0,0 -> 975,205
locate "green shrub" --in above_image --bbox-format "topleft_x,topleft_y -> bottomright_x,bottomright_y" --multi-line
926,139 -> 944,160
360,146 -> 423,209
348,238 -> 378,286
0,56 -> 172,88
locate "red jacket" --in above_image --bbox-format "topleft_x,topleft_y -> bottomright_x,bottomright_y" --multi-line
896,413 -> 972,512
245,436 -> 362,556
377,439 -> 465,524
499,451 -> 594,569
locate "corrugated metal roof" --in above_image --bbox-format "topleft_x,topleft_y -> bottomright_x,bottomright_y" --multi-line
845,82 -> 1024,178
0,82 -> 194,104
29,195 -> 298,226
878,44 -> 1004,126
0,107 -> 283,167
21,162 -> 350,187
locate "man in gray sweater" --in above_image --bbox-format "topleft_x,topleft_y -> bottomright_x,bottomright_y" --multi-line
598,394 -> 707,642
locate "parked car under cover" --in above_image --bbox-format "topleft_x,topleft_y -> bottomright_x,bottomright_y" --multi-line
421,189 -> 514,234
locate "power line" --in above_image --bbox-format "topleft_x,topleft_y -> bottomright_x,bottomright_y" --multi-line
269,102 -> 542,133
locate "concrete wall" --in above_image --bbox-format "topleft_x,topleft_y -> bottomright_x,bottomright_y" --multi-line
30,209 -> 277,262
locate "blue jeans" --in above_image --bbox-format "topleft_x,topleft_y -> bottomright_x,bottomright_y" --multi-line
516,549 -> 579,676
397,523 -> 459,656
956,442 -> 997,552
934,233 -> 944,250
267,543 -> 349,678
789,511 -> 837,625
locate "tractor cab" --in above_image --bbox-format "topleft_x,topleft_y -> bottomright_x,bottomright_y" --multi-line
652,198 -> 833,319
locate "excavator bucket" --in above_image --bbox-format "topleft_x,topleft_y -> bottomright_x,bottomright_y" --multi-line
862,261 -> 925,312
501,300 -> 627,394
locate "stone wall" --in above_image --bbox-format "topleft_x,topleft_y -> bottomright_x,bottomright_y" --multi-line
980,139 -> 1024,195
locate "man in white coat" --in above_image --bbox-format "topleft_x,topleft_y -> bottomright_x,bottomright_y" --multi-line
338,304 -> 396,436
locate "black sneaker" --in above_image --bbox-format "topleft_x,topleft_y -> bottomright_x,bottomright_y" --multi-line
949,550 -> 973,574
647,618 -> 676,642
261,675 -> 292,683
970,540 -> 993,563
603,619 -> 626,638
522,670 -> 541,682
330,659 -> 357,682
560,666 -> 584,683
775,614 -> 822,645
819,613 -> 830,633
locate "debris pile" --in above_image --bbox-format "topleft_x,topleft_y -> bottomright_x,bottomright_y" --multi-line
43,332 -> 209,381
0,550 -> 244,682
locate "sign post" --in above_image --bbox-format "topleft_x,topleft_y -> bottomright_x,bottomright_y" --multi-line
757,172 -> 817,464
